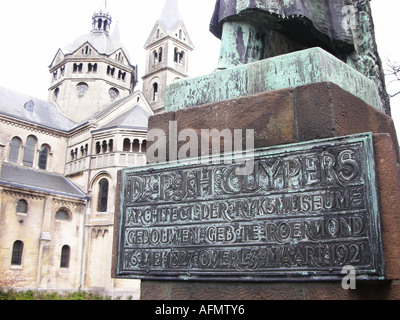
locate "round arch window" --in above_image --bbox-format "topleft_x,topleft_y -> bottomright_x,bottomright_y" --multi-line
56,209 -> 71,221
17,200 -> 28,214
109,88 -> 119,101
98,178 -> 109,212
76,82 -> 89,97
54,87 -> 60,100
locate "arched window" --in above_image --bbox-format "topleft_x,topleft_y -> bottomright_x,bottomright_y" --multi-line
123,138 -> 131,152
96,142 -> 101,154
108,140 -> 114,153
132,139 -> 140,153
109,88 -> 119,101
102,140 -> 108,153
158,47 -> 163,63
54,87 -> 60,101
98,179 -> 109,212
17,200 -> 28,214
11,241 -> 24,266
174,48 -> 185,65
174,48 -> 179,63
9,137 -> 22,164
153,50 -> 158,65
56,209 -> 71,221
153,82 -> 158,101
76,82 -> 88,97
38,144 -> 50,170
179,51 -> 185,65
23,135 -> 37,167
141,140 -> 147,153
60,245 -> 70,268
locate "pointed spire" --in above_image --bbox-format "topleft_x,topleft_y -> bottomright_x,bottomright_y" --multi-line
112,22 -> 121,42
159,0 -> 182,32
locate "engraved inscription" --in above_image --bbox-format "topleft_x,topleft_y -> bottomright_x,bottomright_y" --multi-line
115,134 -> 385,281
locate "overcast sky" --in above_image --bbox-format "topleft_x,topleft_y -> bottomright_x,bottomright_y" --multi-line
1,0 -> 400,139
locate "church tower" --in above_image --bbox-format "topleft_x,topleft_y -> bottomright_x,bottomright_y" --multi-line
48,6 -> 137,123
142,0 -> 194,114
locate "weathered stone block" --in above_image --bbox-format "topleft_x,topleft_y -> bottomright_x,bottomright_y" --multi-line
147,82 -> 398,163
372,134 -> 400,280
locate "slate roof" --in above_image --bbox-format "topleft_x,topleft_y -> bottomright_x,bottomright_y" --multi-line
159,0 -> 182,32
95,105 -> 151,131
64,30 -> 133,65
0,86 -> 77,132
0,163 -> 87,200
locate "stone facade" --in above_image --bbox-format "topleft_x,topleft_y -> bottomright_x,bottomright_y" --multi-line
142,0 -> 194,114
0,1 -> 190,299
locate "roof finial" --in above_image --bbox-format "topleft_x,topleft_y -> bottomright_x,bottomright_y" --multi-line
92,2 -> 112,34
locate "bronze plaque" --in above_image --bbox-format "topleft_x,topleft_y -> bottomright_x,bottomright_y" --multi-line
114,134 -> 385,281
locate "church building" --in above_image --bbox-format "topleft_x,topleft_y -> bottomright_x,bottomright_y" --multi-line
0,0 -> 192,298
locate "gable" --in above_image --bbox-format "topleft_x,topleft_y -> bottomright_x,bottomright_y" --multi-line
109,49 -> 130,66
145,20 -> 194,50
63,32 -> 133,65
169,22 -> 194,49
68,42 -> 101,58
98,105 -> 151,131
49,49 -> 66,68
144,22 -> 167,49
88,91 -> 154,131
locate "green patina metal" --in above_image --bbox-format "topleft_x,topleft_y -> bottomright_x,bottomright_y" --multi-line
165,47 -> 382,112
115,133 -> 385,281
209,0 -> 391,115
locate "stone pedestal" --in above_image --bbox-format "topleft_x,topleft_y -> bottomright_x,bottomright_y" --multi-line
140,81 -> 400,300
147,82 -> 398,163
113,48 -> 400,300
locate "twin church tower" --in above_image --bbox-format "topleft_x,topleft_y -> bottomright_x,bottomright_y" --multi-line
0,0 -> 193,298
48,0 -> 194,121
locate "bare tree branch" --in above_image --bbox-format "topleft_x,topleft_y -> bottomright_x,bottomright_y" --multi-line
385,58 -> 400,99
